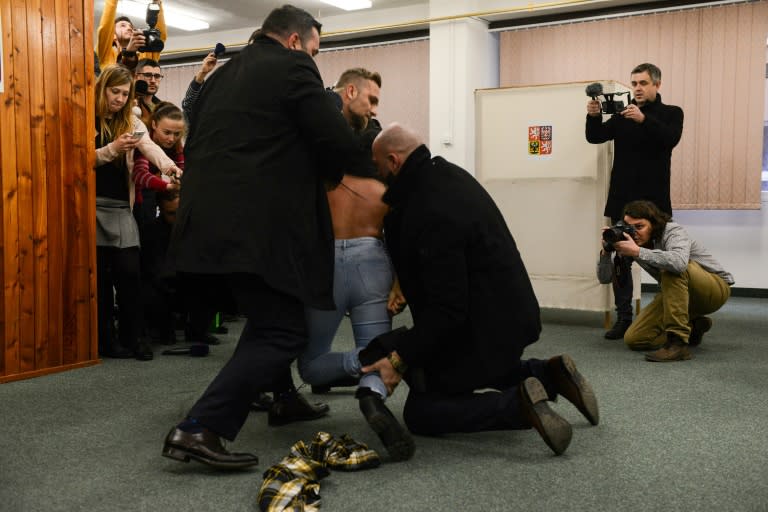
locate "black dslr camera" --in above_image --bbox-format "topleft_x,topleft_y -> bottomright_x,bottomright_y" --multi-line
585,83 -> 631,115
602,220 -> 636,251
139,2 -> 164,53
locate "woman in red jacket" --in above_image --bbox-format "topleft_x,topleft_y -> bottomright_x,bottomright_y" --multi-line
133,101 -> 184,230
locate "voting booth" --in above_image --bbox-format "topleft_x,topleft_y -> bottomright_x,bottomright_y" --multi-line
475,81 -> 640,320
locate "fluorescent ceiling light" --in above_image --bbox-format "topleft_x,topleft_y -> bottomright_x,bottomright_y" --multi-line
319,0 -> 373,11
116,0 -> 210,31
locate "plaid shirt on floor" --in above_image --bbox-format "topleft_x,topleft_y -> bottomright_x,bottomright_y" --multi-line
258,432 -> 380,511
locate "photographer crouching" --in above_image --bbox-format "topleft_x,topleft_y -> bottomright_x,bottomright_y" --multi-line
598,200 -> 733,362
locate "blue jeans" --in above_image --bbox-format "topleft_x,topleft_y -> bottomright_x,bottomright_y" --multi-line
299,238 -> 393,398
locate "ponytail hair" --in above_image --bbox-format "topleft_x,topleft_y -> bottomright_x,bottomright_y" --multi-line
150,101 -> 186,151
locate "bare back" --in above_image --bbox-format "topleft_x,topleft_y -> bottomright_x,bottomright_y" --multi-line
327,175 -> 388,240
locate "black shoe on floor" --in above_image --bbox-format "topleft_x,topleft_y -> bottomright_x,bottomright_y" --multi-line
249,392 -> 275,412
134,340 -> 154,361
185,330 -> 221,345
519,377 -> 572,456
162,427 -> 259,470
356,387 -> 415,462
604,320 -> 631,340
268,392 -> 329,426
688,317 -> 712,347
100,344 -> 133,359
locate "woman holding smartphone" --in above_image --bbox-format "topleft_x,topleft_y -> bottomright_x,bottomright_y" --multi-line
132,101 -> 184,232
94,64 -> 181,360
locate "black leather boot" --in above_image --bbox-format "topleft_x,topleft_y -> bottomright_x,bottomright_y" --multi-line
356,387 -> 415,462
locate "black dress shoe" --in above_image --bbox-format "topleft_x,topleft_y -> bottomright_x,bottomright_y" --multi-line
688,317 -> 712,347
547,354 -> 599,425
356,387 -> 415,462
185,330 -> 221,345
249,392 -> 274,412
134,340 -> 154,361
604,320 -> 631,340
519,377 -> 572,456
267,392 -> 329,426
100,344 -> 133,359
162,427 -> 259,470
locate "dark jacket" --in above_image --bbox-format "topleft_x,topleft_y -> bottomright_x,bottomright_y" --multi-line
586,94 -> 683,220
369,145 -> 541,393
169,35 -> 362,309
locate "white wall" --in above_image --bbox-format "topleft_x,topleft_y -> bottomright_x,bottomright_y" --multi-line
644,196 -> 768,289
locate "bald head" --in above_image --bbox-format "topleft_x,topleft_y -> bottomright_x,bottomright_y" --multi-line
371,123 -> 423,182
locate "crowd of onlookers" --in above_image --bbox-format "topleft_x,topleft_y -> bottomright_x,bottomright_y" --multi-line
94,0 -> 225,362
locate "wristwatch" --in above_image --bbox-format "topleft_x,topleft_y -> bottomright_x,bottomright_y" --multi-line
387,352 -> 408,375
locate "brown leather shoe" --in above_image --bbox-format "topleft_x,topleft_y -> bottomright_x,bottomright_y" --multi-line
162,427 -> 259,469
519,377 -> 572,456
547,354 -> 599,425
267,392 -> 329,426
688,317 -> 712,347
645,336 -> 692,362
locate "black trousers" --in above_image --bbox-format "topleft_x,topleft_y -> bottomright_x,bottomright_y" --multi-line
402,358 -> 553,436
611,216 -> 633,322
96,246 -> 141,352
187,273 -> 308,440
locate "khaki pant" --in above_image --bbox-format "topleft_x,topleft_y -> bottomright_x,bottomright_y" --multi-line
624,261 -> 731,350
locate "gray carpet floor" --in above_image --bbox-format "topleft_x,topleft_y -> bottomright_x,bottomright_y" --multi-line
1,295 -> 766,512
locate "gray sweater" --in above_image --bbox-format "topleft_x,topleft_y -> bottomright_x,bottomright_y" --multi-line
597,222 -> 734,286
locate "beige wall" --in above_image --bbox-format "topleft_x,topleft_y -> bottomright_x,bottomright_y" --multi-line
499,1 -> 768,210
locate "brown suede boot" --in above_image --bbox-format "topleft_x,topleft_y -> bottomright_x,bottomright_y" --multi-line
645,333 -> 691,362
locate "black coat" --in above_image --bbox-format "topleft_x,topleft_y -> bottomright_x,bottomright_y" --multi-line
374,146 -> 541,393
586,94 -> 683,220
169,35 -> 363,309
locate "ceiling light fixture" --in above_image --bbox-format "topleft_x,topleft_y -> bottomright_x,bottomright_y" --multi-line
318,0 -> 373,11
116,0 -> 210,31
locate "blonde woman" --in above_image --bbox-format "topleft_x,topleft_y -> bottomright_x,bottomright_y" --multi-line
94,64 -> 181,360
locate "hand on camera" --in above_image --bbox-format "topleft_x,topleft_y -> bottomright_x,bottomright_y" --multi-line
195,53 -> 218,83
613,232 -> 640,257
621,104 -> 645,123
126,30 -> 146,52
587,99 -> 602,117
112,133 -> 139,153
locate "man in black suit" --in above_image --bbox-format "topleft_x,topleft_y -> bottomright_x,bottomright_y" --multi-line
161,5 -> 363,470
359,124 -> 600,456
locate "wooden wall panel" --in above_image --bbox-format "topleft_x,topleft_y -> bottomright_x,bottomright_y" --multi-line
0,0 -> 98,383
41,0 -> 63,368
2,0 -> 22,377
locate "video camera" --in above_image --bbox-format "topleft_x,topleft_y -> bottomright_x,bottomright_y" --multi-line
602,220 -> 636,251
139,2 -> 164,53
585,82 -> 631,115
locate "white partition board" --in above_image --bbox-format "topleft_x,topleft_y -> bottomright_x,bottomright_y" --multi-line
475,81 -> 631,312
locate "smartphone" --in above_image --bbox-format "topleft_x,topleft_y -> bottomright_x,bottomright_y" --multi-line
132,131 -> 145,139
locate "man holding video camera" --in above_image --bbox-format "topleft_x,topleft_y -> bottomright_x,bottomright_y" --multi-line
598,200 -> 732,361
586,62 -> 684,340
